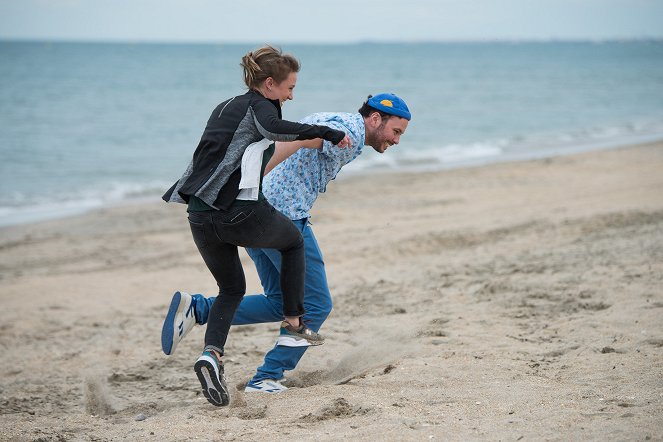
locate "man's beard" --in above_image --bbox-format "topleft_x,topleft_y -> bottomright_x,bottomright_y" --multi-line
366,121 -> 387,152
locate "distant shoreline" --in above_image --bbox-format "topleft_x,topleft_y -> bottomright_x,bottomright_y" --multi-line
2,38 -> 663,46
1,138 -> 661,231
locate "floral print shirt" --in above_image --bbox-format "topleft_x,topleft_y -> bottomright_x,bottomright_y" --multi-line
263,112 -> 365,220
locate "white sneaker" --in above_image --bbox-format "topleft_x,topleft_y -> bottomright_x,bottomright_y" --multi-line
161,291 -> 196,355
244,379 -> 288,393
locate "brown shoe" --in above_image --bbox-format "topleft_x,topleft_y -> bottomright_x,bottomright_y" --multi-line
278,321 -> 325,346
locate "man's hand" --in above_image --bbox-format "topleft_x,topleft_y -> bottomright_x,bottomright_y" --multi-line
337,135 -> 352,149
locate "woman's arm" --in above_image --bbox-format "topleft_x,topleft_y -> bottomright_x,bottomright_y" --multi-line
252,99 -> 346,144
264,138 -> 323,175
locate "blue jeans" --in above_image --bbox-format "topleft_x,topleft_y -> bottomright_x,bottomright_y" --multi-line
191,218 -> 332,383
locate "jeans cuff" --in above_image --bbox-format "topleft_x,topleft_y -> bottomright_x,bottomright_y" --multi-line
204,345 -> 224,356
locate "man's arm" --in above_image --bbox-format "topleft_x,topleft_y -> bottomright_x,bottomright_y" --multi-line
264,138 -> 323,176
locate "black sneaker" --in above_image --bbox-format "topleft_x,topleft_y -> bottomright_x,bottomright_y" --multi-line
194,351 -> 230,406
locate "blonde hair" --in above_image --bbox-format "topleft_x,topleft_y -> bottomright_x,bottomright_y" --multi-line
240,45 -> 300,90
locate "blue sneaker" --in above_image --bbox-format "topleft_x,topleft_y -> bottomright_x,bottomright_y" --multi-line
245,379 -> 288,393
194,351 -> 230,406
161,291 -> 196,355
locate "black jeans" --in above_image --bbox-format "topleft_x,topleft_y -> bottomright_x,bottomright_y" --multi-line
187,199 -> 305,356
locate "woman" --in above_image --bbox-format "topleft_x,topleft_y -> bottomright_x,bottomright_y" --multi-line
162,45 -> 350,406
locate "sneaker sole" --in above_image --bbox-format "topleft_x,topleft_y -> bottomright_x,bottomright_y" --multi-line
194,356 -> 230,407
161,291 -> 184,355
276,335 -> 323,347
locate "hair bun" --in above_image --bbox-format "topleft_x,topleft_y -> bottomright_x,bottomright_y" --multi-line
241,45 -> 299,90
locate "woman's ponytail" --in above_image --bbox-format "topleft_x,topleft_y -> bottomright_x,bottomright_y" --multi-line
240,45 -> 300,90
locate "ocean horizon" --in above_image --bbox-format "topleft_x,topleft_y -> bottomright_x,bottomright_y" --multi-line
1,40 -> 662,227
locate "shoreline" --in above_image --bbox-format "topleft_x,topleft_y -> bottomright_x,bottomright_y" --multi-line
1,140 -> 661,441
3,136 -> 663,231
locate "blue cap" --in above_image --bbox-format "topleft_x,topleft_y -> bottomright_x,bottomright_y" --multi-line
367,93 -> 411,120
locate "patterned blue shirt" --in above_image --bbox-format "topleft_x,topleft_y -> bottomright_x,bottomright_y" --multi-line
263,112 -> 365,220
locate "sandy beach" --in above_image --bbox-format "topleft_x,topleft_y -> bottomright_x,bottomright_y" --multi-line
0,142 -> 662,441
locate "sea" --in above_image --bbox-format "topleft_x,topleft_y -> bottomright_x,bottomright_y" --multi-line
1,40 -> 663,227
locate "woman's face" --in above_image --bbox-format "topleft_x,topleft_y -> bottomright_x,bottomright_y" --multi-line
265,72 -> 297,106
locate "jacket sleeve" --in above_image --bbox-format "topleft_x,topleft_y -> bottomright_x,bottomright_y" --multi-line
252,99 -> 345,144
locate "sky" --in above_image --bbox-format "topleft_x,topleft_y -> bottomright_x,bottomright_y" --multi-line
0,0 -> 662,44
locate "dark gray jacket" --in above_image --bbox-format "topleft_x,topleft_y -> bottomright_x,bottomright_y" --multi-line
163,90 -> 345,210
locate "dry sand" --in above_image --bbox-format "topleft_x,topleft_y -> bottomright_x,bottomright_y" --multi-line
0,142 -> 662,441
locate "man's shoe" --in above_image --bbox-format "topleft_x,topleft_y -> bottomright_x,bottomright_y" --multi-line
194,351 -> 230,406
161,291 -> 196,355
244,379 -> 288,393
276,321 -> 324,347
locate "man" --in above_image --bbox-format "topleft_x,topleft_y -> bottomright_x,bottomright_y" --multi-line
161,93 -> 410,393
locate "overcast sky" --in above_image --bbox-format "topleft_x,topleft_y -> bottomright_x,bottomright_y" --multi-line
0,0 -> 661,43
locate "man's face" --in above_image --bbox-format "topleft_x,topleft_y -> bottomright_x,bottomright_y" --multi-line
366,114 -> 409,153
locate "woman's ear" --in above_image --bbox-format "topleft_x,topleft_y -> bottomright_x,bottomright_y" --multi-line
265,77 -> 274,90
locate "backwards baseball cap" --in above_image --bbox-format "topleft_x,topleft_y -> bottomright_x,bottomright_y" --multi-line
367,93 -> 411,120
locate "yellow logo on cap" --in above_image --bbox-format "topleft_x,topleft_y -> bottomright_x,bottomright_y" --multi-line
380,99 -> 394,107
